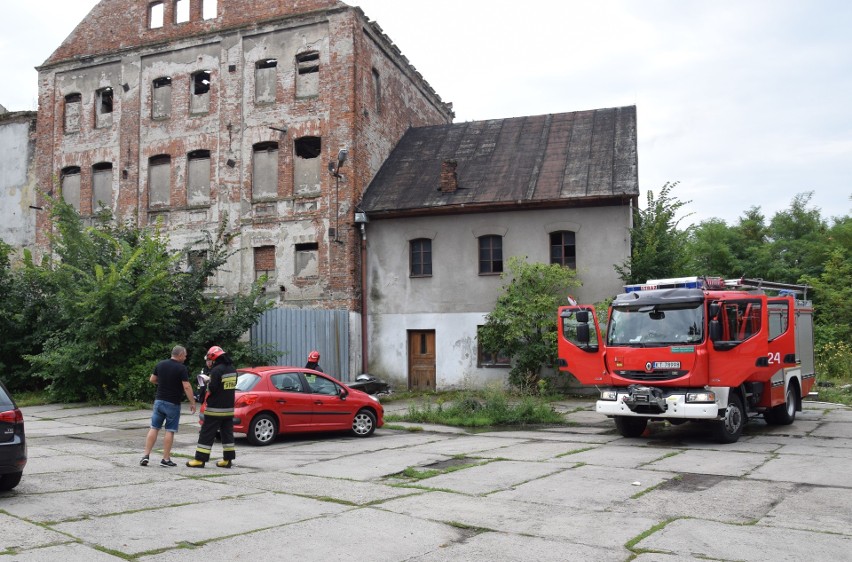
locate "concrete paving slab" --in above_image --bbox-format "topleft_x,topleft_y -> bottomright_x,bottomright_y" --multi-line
482,429 -> 622,444
411,460 -> 565,495
747,419 -> 820,437
773,441 -> 852,459
562,410 -> 613,425
7,464 -> 176,494
407,530 -> 627,562
652,436 -> 782,454
25,405 -> 128,419
632,554 -> 715,562
474,440 -> 599,462
758,485 -> 852,534
0,513 -> 72,552
402,435 -> 531,456
22,454 -> 116,475
644,449 -> 771,477
21,420 -> 113,436
810,421 -> 852,438
635,518 -> 852,560
823,408 -> 852,422
136,507 -> 463,562
556,444 -> 676,468
611,474 -> 796,523
748,452 -> 852,487
292,449 -> 450,480
381,490 -> 661,549
53,491 -> 349,556
0,542 -> 126,561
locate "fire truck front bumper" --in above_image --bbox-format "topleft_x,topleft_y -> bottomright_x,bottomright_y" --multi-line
596,386 -> 721,419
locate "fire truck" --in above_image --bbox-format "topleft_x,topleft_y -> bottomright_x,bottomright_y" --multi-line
557,276 -> 815,443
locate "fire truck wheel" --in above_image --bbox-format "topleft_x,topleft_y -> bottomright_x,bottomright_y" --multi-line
764,384 -> 798,426
714,393 -> 745,444
614,416 -> 648,438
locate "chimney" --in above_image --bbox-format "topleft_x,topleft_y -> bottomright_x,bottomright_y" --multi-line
440,159 -> 458,192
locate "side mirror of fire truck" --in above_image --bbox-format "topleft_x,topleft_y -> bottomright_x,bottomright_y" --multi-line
709,319 -> 722,342
576,323 -> 590,345
575,310 -> 590,323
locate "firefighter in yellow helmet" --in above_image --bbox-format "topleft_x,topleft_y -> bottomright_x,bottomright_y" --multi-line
187,345 -> 236,468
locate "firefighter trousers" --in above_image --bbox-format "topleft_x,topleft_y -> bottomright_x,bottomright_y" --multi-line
194,415 -> 236,462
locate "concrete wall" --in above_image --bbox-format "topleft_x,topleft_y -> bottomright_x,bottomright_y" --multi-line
364,205 -> 631,389
0,113 -> 37,255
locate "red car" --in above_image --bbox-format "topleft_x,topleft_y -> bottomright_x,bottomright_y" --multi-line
202,367 -> 384,446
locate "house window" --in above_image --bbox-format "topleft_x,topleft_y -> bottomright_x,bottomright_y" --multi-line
294,136 -> 321,195
60,166 -> 81,211
152,76 -> 172,119
202,0 -> 217,19
410,238 -> 432,277
550,231 -> 576,268
254,245 -> 276,280
95,87 -> 114,129
372,68 -> 382,114
188,250 -> 207,273
149,1 -> 164,28
295,242 -> 319,278
477,326 -> 511,367
187,150 -> 211,205
92,162 -> 114,212
295,50 -> 319,98
252,142 -> 279,200
64,93 -> 81,133
478,235 -> 503,274
190,70 -> 211,114
255,59 -> 277,103
148,155 -> 171,208
174,0 -> 189,23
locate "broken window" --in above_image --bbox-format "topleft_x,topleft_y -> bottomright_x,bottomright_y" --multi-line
252,142 -> 279,200
174,0 -> 189,23
255,59 -> 278,104
190,70 -> 211,114
148,155 -> 171,208
295,242 -> 319,278
550,231 -> 576,269
202,0 -> 217,19
372,68 -> 382,114
254,245 -> 276,281
152,76 -> 172,119
64,93 -> 81,133
294,136 -> 321,195
478,235 -> 503,275
92,162 -> 114,212
187,149 -> 211,205
95,87 -> 114,129
60,166 -> 81,212
149,1 -> 164,28
295,51 -> 319,98
188,249 -> 207,275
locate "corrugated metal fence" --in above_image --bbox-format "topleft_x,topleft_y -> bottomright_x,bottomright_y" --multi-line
250,308 -> 350,381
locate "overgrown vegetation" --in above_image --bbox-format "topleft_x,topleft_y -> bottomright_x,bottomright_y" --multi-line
0,197 -> 274,402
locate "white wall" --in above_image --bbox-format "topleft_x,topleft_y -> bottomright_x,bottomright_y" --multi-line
0,118 -> 36,253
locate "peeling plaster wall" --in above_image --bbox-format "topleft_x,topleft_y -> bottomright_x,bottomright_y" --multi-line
0,114 -> 37,254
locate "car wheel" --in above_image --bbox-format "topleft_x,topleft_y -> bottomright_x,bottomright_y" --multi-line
714,392 -> 745,443
614,416 -> 648,438
765,383 -> 798,426
0,472 -> 23,491
247,413 -> 278,446
351,409 -> 377,437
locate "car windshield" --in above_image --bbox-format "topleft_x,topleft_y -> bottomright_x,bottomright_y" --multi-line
607,303 -> 704,347
235,373 -> 261,391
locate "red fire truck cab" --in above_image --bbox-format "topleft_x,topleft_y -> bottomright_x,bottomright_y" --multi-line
557,277 -> 815,443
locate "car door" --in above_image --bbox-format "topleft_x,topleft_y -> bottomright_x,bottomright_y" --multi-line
303,371 -> 353,430
268,371 -> 314,431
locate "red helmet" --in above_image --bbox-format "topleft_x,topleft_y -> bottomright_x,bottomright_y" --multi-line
206,346 -> 225,361
308,350 -> 320,362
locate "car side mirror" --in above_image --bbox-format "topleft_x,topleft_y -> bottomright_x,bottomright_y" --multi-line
339,387 -> 348,400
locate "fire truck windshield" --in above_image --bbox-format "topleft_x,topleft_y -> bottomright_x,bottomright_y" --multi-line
607,304 -> 704,347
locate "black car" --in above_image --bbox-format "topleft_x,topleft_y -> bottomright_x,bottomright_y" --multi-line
0,381 -> 26,491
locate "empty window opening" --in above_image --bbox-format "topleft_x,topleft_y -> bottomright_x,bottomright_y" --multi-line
95,87 -> 114,129
294,136 -> 321,195
296,51 -> 319,75
478,235 -> 503,274
295,242 -> 319,278
372,68 -> 382,113
188,250 -> 207,275
187,149 -> 211,205
174,0 -> 190,23
254,245 -> 276,281
410,238 -> 432,277
252,142 -> 279,200
60,166 -> 82,211
190,70 -> 211,114
294,136 -> 321,159
202,0 -> 217,19
149,1 -> 164,28
295,51 -> 319,97
92,162 -> 114,212
64,93 -> 82,133
255,59 -> 278,103
148,155 -> 171,208
550,231 -> 576,268
152,76 -> 172,119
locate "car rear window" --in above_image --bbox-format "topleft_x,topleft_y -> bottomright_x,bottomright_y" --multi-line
235,373 -> 261,391
0,383 -> 15,410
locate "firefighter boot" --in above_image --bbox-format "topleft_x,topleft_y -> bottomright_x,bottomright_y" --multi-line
216,459 -> 232,468
186,459 -> 205,468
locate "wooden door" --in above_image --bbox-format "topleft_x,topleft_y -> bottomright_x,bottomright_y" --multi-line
408,331 -> 436,390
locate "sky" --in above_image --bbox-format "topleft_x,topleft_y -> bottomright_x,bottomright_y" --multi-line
2,0 -> 849,226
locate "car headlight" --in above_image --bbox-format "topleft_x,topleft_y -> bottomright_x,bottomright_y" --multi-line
600,389 -> 618,401
686,391 -> 716,403
368,394 -> 380,403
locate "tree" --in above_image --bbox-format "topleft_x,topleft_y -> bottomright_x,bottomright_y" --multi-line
764,192 -> 829,284
616,181 -> 692,284
801,215 -> 852,346
478,257 -> 580,390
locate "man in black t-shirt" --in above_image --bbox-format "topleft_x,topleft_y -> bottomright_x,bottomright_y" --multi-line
140,346 -> 196,467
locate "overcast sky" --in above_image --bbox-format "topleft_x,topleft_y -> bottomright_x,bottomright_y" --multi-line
2,0 -> 849,226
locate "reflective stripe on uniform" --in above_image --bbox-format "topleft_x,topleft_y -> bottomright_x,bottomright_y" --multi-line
205,407 -> 234,417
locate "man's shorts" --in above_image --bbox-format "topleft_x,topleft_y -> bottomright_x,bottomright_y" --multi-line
150,400 -> 181,432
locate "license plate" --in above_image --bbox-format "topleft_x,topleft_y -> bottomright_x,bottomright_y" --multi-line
653,361 -> 680,369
